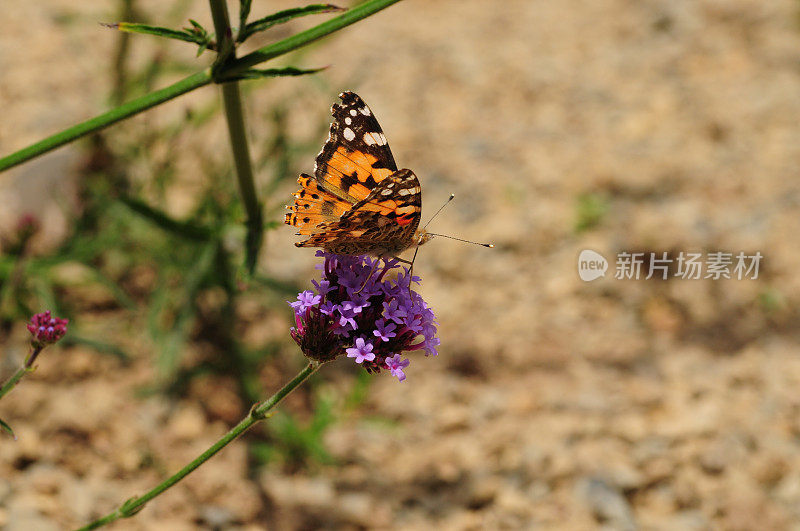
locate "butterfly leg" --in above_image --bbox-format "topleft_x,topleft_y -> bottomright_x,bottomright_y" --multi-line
390,254 -> 417,294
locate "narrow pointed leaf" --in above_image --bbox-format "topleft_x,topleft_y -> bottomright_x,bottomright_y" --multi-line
188,19 -> 205,32
238,4 -> 345,43
117,195 -> 214,242
0,418 -> 16,440
239,0 -> 254,35
102,22 -> 205,45
225,65 -> 328,81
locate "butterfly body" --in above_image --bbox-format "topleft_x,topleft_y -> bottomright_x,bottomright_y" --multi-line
285,92 -> 429,258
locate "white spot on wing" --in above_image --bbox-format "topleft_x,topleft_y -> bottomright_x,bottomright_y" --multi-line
343,128 -> 355,141
398,186 -> 420,196
363,132 -> 387,146
381,188 -> 393,195
344,117 -> 352,125
349,109 -> 357,116
360,106 -> 371,116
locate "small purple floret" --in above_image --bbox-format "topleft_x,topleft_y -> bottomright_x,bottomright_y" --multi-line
382,299 -> 408,325
385,354 -> 410,382
373,319 -> 397,342
289,290 -> 321,313
312,279 -> 333,296
346,337 -> 375,364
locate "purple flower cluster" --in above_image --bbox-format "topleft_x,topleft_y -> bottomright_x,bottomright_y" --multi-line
27,311 -> 68,348
289,252 -> 439,382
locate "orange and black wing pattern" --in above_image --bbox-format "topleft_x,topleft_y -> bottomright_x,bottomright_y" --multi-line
285,92 -> 422,256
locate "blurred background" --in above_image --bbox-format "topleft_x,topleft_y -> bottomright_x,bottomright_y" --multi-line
2,0 -> 800,528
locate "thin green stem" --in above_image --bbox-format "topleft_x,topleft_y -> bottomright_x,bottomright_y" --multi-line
75,362 -> 319,531
0,346 -> 43,402
220,84 -> 259,219
0,0 -> 403,173
207,0 -> 235,67
0,367 -> 30,402
221,82 -> 263,272
208,0 -> 263,272
0,70 -> 212,172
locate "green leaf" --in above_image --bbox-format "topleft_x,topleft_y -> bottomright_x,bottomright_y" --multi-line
239,0 -> 254,36
237,4 -> 345,43
187,19 -> 206,32
101,22 -> 215,53
226,65 -> 328,81
118,195 -> 215,242
0,418 -> 16,440
86,267 -> 137,311
102,22 -> 201,44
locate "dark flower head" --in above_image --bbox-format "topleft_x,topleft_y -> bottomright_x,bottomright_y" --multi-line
16,214 -> 40,238
27,311 -> 68,348
288,252 -> 439,381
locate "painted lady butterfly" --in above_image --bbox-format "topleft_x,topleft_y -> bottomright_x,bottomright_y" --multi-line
285,92 -> 431,260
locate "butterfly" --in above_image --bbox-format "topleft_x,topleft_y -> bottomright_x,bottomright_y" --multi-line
285,92 -> 431,261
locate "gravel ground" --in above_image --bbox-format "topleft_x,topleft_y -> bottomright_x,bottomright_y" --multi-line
2,0 -> 800,529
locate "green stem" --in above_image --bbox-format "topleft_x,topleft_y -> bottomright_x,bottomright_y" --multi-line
208,0 -> 263,272
0,70 -> 212,172
222,82 -> 263,272
0,0 -> 403,173
0,346 -> 43,402
75,362 -> 319,531
207,0 -> 235,67
219,84 -> 259,219
0,367 -> 30,402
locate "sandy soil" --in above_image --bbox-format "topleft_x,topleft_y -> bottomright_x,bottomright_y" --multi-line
2,0 -> 800,529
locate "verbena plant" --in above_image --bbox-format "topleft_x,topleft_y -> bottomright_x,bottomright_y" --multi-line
0,1 -> 446,528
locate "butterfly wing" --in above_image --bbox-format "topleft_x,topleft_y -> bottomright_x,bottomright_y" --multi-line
313,91 -> 398,203
296,169 -> 422,256
286,92 -> 421,256
284,173 -> 352,235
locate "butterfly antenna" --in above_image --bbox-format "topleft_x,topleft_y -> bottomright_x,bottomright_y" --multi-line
423,193 -> 455,229
400,195 -> 455,293
422,194 -> 494,247
427,233 -> 494,248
